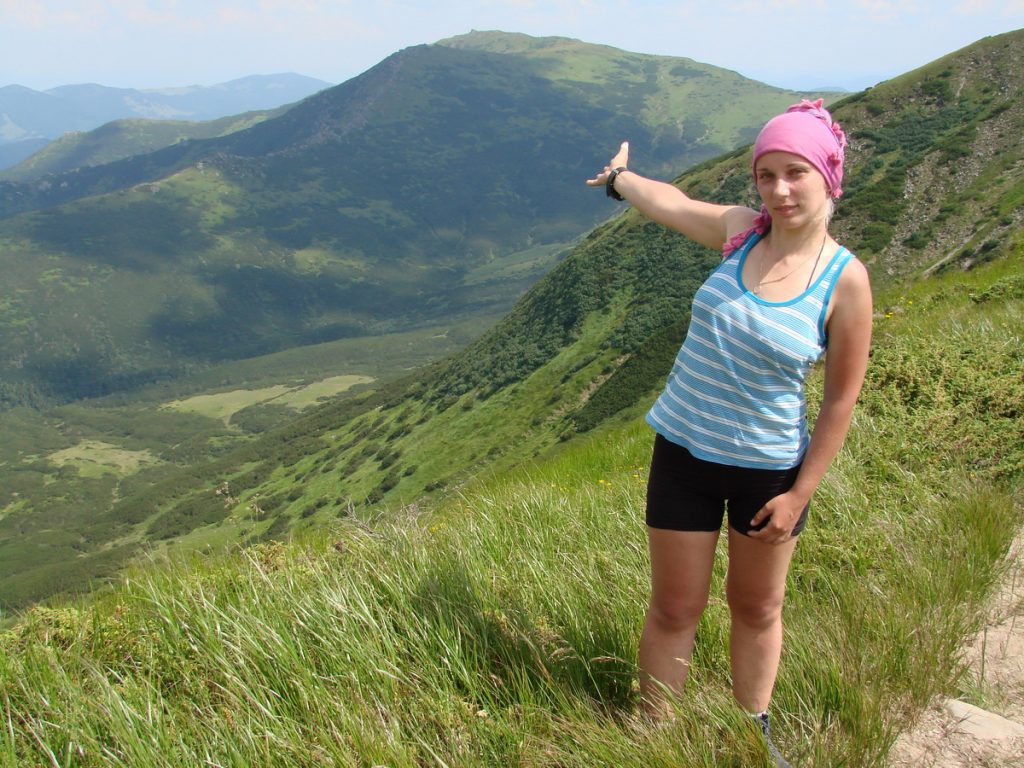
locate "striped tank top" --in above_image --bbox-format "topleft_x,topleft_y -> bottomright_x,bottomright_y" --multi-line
646,231 -> 855,469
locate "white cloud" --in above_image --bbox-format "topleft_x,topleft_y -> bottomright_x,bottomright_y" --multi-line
952,0 -> 1024,12
851,0 -> 925,22
0,0 -> 104,29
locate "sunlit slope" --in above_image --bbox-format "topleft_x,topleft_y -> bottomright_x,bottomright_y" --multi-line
1,270 -> 1020,764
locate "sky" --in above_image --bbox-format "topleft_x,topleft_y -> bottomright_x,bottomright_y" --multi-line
2,0 -> 1023,93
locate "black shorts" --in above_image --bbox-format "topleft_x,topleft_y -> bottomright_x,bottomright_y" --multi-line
645,434 -> 809,536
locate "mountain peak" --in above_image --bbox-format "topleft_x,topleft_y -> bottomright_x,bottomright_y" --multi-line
435,30 -> 587,54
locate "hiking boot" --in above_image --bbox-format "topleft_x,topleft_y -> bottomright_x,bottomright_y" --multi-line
756,712 -> 793,768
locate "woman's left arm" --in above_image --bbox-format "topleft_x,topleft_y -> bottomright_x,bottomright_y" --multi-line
749,259 -> 874,543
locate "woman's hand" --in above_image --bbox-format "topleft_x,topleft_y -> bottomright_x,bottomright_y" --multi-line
748,491 -> 806,545
586,141 -> 629,188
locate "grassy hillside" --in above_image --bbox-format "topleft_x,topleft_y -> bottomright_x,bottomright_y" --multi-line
0,271 -> 1020,764
0,316 -> 494,610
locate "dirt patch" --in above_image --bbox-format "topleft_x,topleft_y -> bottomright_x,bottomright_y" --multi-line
888,535 -> 1024,767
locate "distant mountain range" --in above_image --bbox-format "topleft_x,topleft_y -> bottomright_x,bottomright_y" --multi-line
0,74 -> 333,169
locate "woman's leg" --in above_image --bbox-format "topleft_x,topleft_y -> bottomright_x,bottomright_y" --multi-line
725,527 -> 798,713
638,526 -> 720,718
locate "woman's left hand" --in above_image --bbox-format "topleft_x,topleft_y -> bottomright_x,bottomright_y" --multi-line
586,141 -> 629,188
748,491 -> 806,545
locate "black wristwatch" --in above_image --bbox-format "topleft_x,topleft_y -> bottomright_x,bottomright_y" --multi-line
606,166 -> 628,201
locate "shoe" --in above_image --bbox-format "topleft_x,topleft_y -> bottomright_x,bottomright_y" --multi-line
756,712 -> 793,768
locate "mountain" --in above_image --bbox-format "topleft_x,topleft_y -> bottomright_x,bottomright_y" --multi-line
1,30 -> 1020,611
0,74 -> 332,159
119,26 -> 1024,543
0,138 -> 50,169
0,32 -> 835,407
0,110 -> 286,183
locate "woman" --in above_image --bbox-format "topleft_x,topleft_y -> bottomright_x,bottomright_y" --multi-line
587,100 -> 872,764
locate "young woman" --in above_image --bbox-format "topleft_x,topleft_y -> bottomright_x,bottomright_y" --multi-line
587,100 -> 872,764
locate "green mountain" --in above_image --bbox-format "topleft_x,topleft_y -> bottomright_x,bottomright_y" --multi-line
0,32 -> 833,407
157,28 -> 1022,518
0,109 -> 285,182
1,30 -> 1020,612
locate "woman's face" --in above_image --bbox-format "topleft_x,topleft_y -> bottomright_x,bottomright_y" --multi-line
754,151 -> 831,228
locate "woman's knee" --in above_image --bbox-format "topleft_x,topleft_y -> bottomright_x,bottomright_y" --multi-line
646,592 -> 709,632
726,585 -> 784,628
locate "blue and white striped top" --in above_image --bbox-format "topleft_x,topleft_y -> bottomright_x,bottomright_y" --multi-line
646,231 -> 855,469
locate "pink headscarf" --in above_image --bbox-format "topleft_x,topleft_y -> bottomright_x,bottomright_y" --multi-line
723,99 -> 847,257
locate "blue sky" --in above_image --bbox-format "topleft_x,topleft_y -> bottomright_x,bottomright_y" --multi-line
2,1 -> 1022,92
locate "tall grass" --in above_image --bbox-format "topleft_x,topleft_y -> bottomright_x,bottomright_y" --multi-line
1,292 -> 1020,766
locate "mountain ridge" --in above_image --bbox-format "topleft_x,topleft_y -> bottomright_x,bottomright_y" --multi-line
0,74 -> 331,141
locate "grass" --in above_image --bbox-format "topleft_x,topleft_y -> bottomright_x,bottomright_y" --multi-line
161,385 -> 295,424
0,313 -> 501,611
45,441 -> 160,479
160,375 -> 375,425
273,375 -> 377,410
1,276 -> 1020,765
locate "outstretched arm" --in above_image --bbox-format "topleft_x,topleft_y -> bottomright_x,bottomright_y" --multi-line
586,141 -> 756,250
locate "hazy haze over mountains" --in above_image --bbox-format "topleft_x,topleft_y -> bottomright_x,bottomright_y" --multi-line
0,74 -> 333,169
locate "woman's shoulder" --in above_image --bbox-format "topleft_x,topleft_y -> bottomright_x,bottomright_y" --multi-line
830,252 -> 873,317
720,207 -> 765,258
723,206 -> 763,240
834,249 -> 869,285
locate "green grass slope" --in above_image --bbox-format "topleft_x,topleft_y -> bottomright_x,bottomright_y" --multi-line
0,271 -> 1020,764
0,317 -> 493,611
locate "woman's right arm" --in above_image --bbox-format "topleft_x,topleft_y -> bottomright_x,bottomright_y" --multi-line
586,142 -> 755,251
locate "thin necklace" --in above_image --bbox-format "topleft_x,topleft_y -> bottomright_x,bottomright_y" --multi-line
753,233 -> 828,297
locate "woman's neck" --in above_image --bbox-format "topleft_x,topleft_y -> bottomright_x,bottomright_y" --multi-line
765,221 -> 830,260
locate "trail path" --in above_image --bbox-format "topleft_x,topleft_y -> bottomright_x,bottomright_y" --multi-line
889,535 -> 1024,767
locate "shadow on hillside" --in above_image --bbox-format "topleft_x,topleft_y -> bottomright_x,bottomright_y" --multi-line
408,560 -> 636,717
